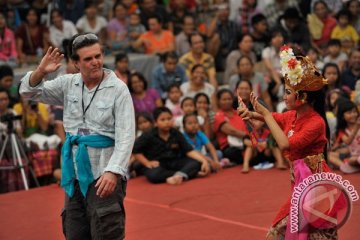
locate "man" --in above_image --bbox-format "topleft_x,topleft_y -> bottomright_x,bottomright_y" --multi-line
175,15 -> 195,57
19,33 -> 135,239
132,15 -> 175,54
151,51 -> 187,99
341,49 -> 360,90
139,0 -> 173,31
179,33 -> 218,88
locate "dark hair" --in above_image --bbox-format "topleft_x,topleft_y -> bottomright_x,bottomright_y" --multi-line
282,7 -> 301,20
336,9 -> 352,22
189,32 -> 204,46
298,89 -> 330,145
0,86 -> 9,97
25,8 -> 40,25
327,39 -> 341,47
50,8 -> 63,24
270,29 -> 283,39
69,33 -> 100,61
167,83 -> 181,92
113,2 -> 127,14
180,97 -> 194,108
0,65 -> 14,79
313,0 -> 329,11
251,13 -> 266,26
136,112 -> 154,125
235,79 -> 253,91
115,52 -> 129,64
194,92 -> 210,105
161,51 -> 178,63
238,33 -> 253,44
153,107 -> 172,120
183,112 -> 198,126
190,64 -> 205,74
128,72 -> 148,93
325,88 -> 342,111
148,14 -> 163,25
236,55 -> 254,67
336,98 -> 357,134
322,63 -> 340,88
216,88 -> 233,101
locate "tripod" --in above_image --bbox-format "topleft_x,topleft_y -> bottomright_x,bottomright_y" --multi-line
0,122 -> 39,191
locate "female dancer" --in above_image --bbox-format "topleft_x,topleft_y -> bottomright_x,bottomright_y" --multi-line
239,46 -> 343,239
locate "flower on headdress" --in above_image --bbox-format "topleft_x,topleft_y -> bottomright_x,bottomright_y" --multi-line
280,45 -> 303,86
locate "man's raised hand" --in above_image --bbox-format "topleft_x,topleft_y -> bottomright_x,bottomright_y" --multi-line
37,47 -> 64,75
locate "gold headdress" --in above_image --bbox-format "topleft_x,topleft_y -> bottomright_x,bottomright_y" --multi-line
280,45 -> 327,92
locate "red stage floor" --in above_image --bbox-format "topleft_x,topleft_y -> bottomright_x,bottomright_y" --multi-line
0,168 -> 359,240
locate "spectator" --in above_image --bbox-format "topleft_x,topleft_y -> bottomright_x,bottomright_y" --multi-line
151,51 -> 187,99
122,0 -> 140,15
341,49 -> 360,90
233,0 -> 261,35
175,15 -> 195,57
323,39 -> 348,72
0,12 -> 18,68
179,33 -> 218,88
165,83 -> 183,118
250,13 -> 270,62
262,30 -> 284,101
310,0 -> 343,17
323,63 -> 341,92
132,15 -> 175,54
95,0 -> 114,20
128,72 -> 163,114
182,113 -> 222,172
139,0 -> 172,31
206,3 -> 241,71
13,96 -> 50,138
331,9 -> 359,55
232,79 -> 253,110
194,92 -> 215,138
127,13 -> 146,52
15,8 -> 50,65
170,0 -> 193,35
132,107 -> 209,185
0,65 -> 17,107
273,7 -> 311,53
49,9 -> 78,51
0,87 -> 21,136
229,56 -> 273,111
76,3 -> 108,44
114,53 -> 131,84
224,34 -> 256,84
56,0 -> 85,24
307,47 -> 324,70
263,0 -> 299,30
346,0 -> 360,33
307,0 -> 337,55
213,89 -> 247,165
107,2 -> 129,51
180,64 -> 215,102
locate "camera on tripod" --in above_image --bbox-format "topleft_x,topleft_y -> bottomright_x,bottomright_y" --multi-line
0,112 -> 22,134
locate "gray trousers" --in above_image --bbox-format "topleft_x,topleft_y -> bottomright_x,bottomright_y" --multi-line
61,178 -> 127,240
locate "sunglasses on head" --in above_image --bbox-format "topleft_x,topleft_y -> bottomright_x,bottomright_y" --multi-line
72,33 -> 98,49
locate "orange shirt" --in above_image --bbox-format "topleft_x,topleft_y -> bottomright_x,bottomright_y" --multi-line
140,30 -> 174,54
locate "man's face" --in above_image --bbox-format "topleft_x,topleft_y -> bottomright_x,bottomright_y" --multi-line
183,17 -> 195,35
74,43 -> 104,82
349,50 -> 360,70
164,58 -> 177,73
148,18 -> 161,33
142,0 -> 156,12
285,18 -> 299,31
191,35 -> 205,54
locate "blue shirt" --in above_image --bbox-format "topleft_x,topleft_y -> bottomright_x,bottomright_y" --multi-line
183,131 -> 209,152
151,63 -> 187,98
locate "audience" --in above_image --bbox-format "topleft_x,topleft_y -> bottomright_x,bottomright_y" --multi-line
0,12 -> 18,68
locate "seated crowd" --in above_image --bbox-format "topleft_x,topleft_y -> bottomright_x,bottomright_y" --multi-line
0,0 -> 360,191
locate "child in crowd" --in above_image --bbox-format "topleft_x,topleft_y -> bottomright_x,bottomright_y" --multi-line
114,53 -> 131,84
307,47 -> 324,71
128,13 -> 146,52
182,113 -> 230,172
326,89 -> 343,144
329,99 -> 360,173
323,39 -> 348,72
194,92 -> 215,138
241,118 -> 286,173
174,97 -> 206,132
132,107 -> 210,185
165,83 -> 183,119
331,9 -> 359,55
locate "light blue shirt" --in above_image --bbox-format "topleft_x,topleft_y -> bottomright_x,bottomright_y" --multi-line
19,68 -> 135,179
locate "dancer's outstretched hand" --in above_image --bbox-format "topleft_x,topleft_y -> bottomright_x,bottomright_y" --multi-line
37,47 -> 64,75
250,92 -> 270,116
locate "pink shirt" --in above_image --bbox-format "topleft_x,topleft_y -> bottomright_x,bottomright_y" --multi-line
0,28 -> 17,61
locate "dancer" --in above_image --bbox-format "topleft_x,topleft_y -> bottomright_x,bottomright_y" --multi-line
239,45 -> 342,239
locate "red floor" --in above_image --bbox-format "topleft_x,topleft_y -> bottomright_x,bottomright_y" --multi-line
0,168 -> 359,240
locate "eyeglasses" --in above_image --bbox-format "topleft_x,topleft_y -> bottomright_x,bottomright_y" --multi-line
72,33 -> 99,48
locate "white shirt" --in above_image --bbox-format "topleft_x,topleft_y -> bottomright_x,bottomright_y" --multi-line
50,20 -> 78,49
76,16 -> 108,34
